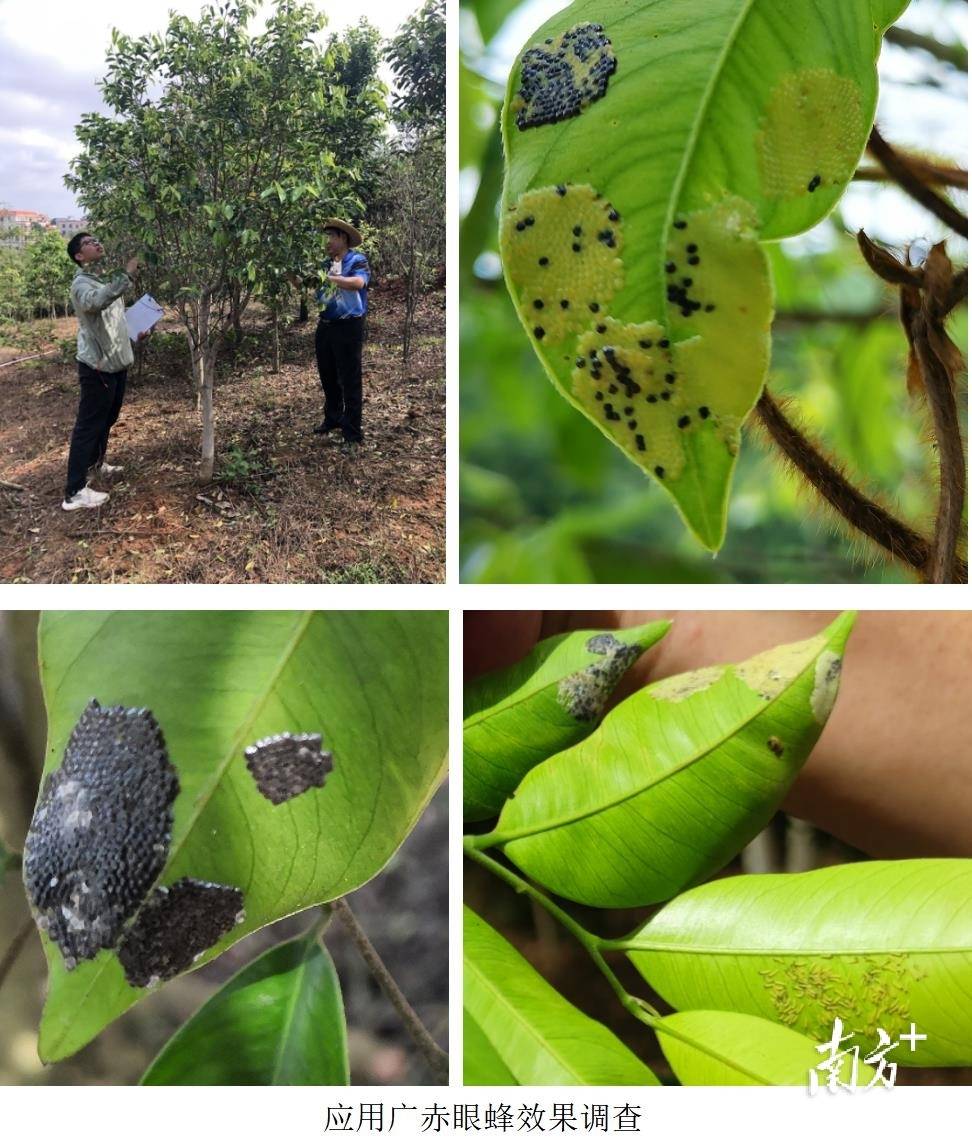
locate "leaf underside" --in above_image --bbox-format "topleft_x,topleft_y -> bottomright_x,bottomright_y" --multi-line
32,611 -> 447,1061
654,1008 -> 876,1086
463,619 -> 670,820
501,0 -> 908,549
141,933 -> 349,1085
628,858 -> 972,1067
493,612 -> 855,907
463,905 -> 658,1085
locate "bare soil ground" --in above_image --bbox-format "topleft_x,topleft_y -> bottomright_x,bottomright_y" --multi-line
0,288 -> 444,583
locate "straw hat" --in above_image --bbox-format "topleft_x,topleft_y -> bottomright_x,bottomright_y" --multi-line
324,218 -> 363,247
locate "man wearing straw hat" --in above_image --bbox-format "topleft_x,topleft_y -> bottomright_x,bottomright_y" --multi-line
310,218 -> 370,449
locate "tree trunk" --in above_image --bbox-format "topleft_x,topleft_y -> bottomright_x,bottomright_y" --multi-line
193,291 -> 217,482
298,293 -> 308,323
272,311 -> 280,373
230,282 -> 243,342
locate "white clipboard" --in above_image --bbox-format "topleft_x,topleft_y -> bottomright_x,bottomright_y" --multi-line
125,294 -> 164,341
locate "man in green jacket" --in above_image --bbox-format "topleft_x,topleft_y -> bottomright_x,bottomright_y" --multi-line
62,232 -> 141,511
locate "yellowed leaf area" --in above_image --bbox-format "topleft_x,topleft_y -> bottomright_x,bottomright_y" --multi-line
757,68 -> 863,200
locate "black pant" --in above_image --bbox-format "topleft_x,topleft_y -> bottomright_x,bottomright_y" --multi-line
315,316 -> 364,442
65,363 -> 127,498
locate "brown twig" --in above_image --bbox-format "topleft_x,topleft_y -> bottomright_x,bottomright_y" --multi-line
754,390 -> 950,578
331,898 -> 448,1084
884,26 -> 968,72
857,231 -> 967,582
854,160 -> 968,189
0,479 -> 25,492
915,323 -> 965,582
775,308 -> 887,326
0,915 -> 34,995
867,127 -> 968,237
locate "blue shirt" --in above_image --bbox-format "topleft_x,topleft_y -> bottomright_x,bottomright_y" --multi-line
316,250 -> 370,319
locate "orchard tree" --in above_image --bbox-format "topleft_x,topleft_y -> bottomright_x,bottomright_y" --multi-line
375,136 -> 445,363
0,244 -> 29,324
385,0 -> 445,140
327,20 -> 388,210
66,1 -> 361,480
376,0 -> 446,362
25,228 -> 75,319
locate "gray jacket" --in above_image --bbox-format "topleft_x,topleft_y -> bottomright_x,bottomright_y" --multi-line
70,268 -> 135,373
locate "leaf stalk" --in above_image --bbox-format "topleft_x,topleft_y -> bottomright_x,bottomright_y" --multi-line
329,897 -> 449,1084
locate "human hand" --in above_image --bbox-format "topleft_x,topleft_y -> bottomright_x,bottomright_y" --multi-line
137,329 -> 152,342
125,257 -> 140,276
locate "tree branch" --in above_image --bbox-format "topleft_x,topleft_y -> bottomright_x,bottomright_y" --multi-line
0,915 -> 34,995
463,840 -> 658,1022
916,323 -> 966,583
867,127 -> 968,237
330,897 -> 448,1084
885,26 -> 968,71
854,160 -> 968,189
754,389 -> 965,582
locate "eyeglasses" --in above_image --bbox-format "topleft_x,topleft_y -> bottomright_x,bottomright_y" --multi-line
80,238 -> 99,247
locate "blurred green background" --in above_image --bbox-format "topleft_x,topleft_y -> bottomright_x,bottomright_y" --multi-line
459,0 -> 968,583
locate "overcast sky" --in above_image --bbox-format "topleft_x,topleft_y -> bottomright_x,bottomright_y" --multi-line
0,0 -> 417,218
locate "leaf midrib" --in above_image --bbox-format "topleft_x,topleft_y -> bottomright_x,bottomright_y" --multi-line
628,943 -> 972,957
493,639 -> 824,846
44,610 -> 315,1057
466,955 -> 603,1084
270,945 -> 310,1084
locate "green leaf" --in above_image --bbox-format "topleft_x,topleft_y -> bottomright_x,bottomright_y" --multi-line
626,859 -> 972,1067
141,931 -> 347,1084
653,1009 -> 876,1087
500,0 -> 908,549
463,620 -> 670,821
485,613 -> 854,907
32,611 -> 447,1062
463,906 -> 658,1085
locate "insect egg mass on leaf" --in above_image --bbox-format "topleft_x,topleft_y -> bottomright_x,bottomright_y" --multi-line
23,700 -> 179,970
500,0 -> 908,550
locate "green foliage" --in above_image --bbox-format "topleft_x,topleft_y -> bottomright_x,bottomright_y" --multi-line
0,229 -> 74,323
372,132 -> 446,361
142,932 -> 349,1084
24,229 -> 75,319
626,860 -> 972,1066
464,614 -> 971,1085
33,610 -> 447,1062
215,442 -> 270,492
499,0 -> 908,550
464,906 -> 659,1085
463,619 -> 669,820
65,1 -> 380,473
0,246 -> 29,325
653,1009 -> 875,1087
386,0 -> 446,138
461,1 -> 948,585
482,614 -> 854,907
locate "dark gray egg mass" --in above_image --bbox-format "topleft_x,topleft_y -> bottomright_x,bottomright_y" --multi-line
23,700 -> 179,970
117,877 -> 245,988
244,731 -> 334,805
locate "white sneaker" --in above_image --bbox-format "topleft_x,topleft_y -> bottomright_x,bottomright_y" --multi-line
62,485 -> 109,511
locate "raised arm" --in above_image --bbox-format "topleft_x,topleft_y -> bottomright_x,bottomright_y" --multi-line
72,270 -> 132,314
